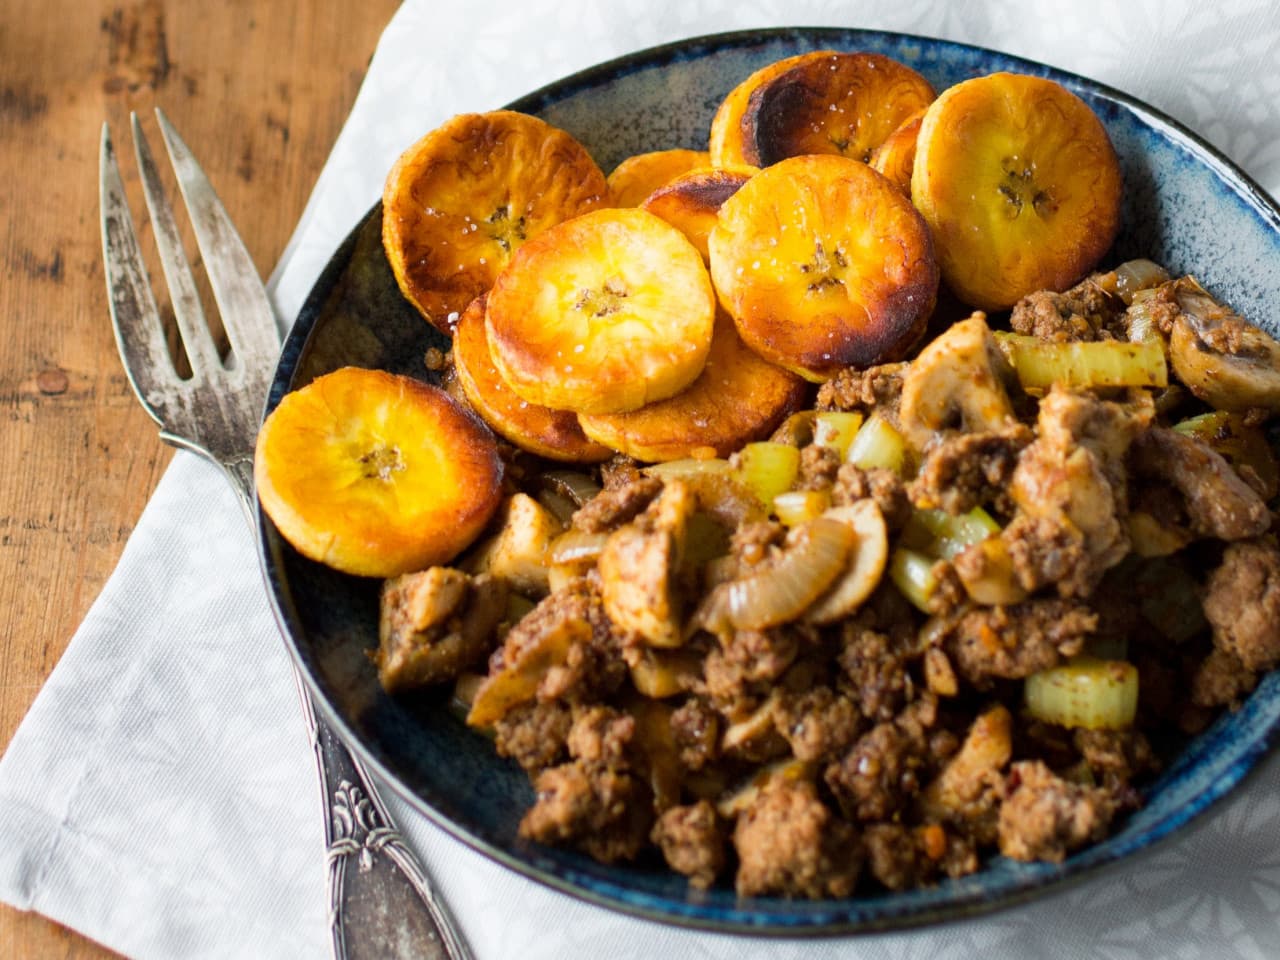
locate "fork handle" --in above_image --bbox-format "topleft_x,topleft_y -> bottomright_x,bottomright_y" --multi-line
219,454 -> 473,960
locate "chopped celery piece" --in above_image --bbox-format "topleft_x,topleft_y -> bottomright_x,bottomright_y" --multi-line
888,547 -> 937,613
847,412 -> 907,475
1024,658 -> 1139,730
905,506 -> 1000,560
735,442 -> 801,507
772,489 -> 832,526
812,411 -> 864,459
995,332 -> 1167,391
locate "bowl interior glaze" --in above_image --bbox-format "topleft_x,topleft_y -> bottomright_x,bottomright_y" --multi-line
259,27 -> 1280,933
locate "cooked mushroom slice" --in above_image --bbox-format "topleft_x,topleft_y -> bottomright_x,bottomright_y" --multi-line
1168,277 -> 1280,411
898,313 -> 1016,450
377,568 -> 509,693
464,492 -> 563,597
466,591 -> 595,728
805,500 -> 889,624
1131,427 -> 1271,541
599,481 -> 696,648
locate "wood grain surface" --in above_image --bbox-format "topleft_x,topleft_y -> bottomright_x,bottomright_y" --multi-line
0,0 -> 402,954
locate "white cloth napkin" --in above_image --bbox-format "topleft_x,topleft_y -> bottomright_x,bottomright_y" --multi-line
5,1 -> 1280,957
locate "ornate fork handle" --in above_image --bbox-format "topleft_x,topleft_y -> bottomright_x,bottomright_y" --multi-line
219,456 -> 471,960
103,112 -> 472,959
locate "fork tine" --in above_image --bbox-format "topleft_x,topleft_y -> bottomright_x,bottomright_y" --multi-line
153,108 -> 282,372
130,113 -> 225,378
99,121 -> 179,427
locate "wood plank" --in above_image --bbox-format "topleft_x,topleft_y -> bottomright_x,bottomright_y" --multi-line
0,1 -> 402,955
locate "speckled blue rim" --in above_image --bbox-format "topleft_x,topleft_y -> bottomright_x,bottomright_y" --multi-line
259,27 -> 1280,936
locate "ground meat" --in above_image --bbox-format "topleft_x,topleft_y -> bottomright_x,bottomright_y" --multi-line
943,600 -> 1096,686
772,686 -> 862,761
1011,389 -> 1151,593
651,800 -> 726,889
484,577 -> 628,714
796,443 -> 841,491
1190,647 -> 1258,709
862,823 -> 931,891
728,520 -> 787,569
816,362 -> 907,414
733,778 -> 860,898
493,700 -> 573,774
567,705 -> 636,766
1073,728 -> 1157,786
831,464 -> 912,530
1136,281 -> 1184,337
1203,539 -> 1280,672
825,712 -> 930,822
599,454 -> 643,489
571,475 -> 662,533
908,424 -> 1033,515
996,514 -> 1089,597
927,560 -> 968,617
862,823 -> 979,890
1130,428 -> 1271,541
519,761 -> 652,863
837,623 -> 913,722
670,697 -> 721,771
997,760 -> 1117,862
1009,274 -> 1121,342
704,628 -> 801,711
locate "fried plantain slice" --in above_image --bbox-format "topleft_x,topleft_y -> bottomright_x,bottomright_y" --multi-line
709,154 -> 938,381
708,50 -> 838,167
578,312 -> 810,461
640,165 -> 755,261
382,110 -> 608,334
255,366 -> 503,577
486,207 -> 716,415
607,148 -> 710,207
738,52 -> 935,168
452,294 -> 612,463
869,108 -> 926,195
912,72 -> 1122,311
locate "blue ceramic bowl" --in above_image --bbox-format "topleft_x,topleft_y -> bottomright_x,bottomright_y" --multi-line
259,28 -> 1280,934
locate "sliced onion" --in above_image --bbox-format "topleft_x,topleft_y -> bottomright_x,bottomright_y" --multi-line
698,516 -> 854,633
546,529 -> 609,565
542,470 -> 602,506
643,457 -> 733,479
1113,259 -> 1170,305
805,500 -> 889,625
536,489 -> 578,525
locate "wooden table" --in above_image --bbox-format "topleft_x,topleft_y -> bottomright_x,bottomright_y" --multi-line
0,1 -> 402,954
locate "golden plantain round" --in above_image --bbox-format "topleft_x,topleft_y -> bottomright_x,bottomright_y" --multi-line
606,148 -> 710,207
382,110 -> 608,334
578,312 -> 810,461
708,50 -> 838,167
640,165 -> 755,262
255,366 -> 503,578
485,207 -> 716,415
452,295 -> 612,463
911,72 -> 1123,311
737,51 -> 934,168
709,154 -> 938,381
869,108 -> 926,195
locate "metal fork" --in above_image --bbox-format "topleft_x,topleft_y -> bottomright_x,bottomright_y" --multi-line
99,108 -> 472,960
